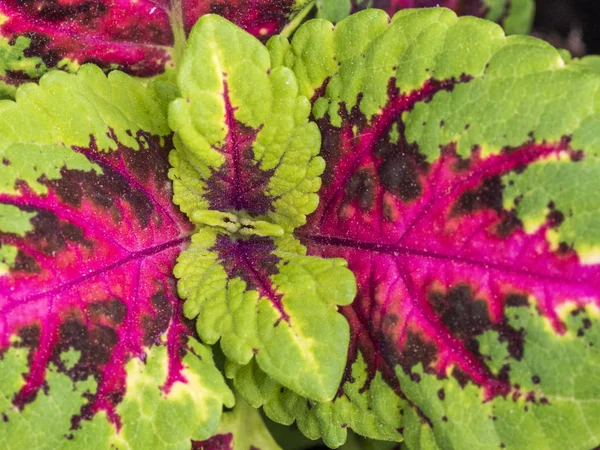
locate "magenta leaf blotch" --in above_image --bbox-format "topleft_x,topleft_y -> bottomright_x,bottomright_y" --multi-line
0,66 -> 233,448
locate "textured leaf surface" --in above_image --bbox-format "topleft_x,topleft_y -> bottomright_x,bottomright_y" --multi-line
0,0 -> 311,92
317,0 -> 534,34
0,65 -> 234,448
170,14 -> 356,404
265,8 -> 600,448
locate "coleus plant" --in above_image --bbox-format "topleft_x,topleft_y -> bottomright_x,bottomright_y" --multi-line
1,6 -> 600,450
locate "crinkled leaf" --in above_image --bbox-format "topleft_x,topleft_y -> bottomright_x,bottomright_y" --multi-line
263,8 -> 600,448
226,351 -> 402,446
193,394 -> 281,450
0,65 -> 234,448
0,0 -> 311,93
170,14 -> 356,404
317,0 -> 534,35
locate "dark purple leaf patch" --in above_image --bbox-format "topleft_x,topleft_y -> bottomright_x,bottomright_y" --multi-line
203,83 -> 275,215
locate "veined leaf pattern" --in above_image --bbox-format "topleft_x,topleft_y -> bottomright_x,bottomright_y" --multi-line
253,8 -> 600,448
0,65 -> 233,449
170,15 -> 356,404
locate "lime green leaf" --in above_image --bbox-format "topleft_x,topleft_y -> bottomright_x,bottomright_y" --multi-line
170,14 -> 356,404
0,243 -> 17,274
0,35 -> 47,99
398,304 -> 600,450
573,55 -> 600,73
226,354 -> 402,448
175,229 -> 355,402
0,337 -> 233,449
314,0 -> 534,35
485,0 -> 535,35
316,0 -> 351,22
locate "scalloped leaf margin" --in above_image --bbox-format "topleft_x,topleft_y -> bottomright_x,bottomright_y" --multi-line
169,14 -> 357,405
249,8 -> 600,448
316,0 -> 535,35
0,65 -> 234,449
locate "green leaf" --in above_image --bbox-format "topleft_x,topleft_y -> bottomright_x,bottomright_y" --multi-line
313,0 -> 535,35
0,243 -> 17,274
0,65 -> 170,195
226,353 -> 402,448
0,35 -> 47,100
175,229 -> 355,402
484,0 -> 535,35
398,304 -> 600,450
573,56 -> 600,73
316,0 -> 351,22
170,14 -> 356,404
169,15 -> 324,231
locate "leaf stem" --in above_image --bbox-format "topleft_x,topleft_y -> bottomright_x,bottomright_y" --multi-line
169,0 -> 187,71
280,1 -> 315,39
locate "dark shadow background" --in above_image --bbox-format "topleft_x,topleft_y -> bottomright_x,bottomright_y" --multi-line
533,0 -> 600,56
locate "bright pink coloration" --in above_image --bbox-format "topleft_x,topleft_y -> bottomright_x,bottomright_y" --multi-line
182,0 -> 296,38
299,80 -> 600,399
0,0 -> 298,85
0,134 -> 193,425
0,0 -> 173,80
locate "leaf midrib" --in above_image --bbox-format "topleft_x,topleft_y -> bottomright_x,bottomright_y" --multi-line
1,235 -> 190,309
297,232 -> 599,289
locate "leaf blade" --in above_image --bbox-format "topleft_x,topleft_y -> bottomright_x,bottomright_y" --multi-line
0,0 -> 312,92
268,8 -> 600,448
0,65 -> 233,448
171,14 -> 356,404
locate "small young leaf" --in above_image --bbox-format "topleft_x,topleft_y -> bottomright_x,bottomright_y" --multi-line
170,14 -> 356,404
0,65 -> 233,447
268,8 -> 600,448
